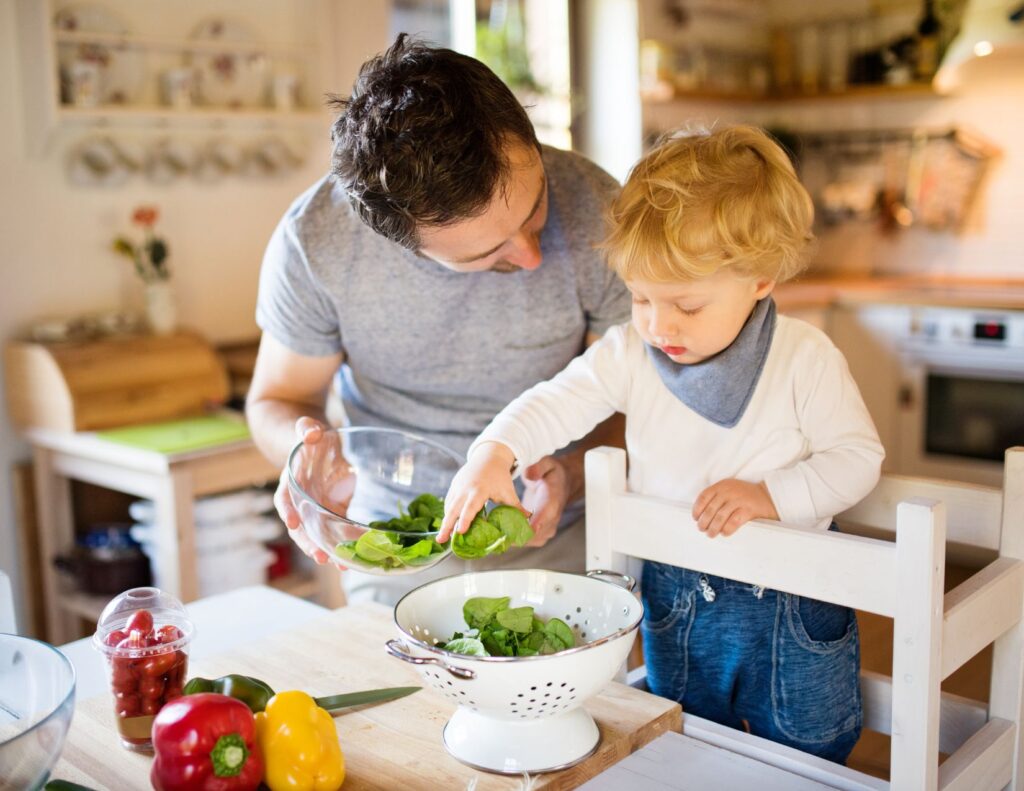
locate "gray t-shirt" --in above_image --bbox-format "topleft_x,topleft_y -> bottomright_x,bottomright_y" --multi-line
255,145 -> 631,459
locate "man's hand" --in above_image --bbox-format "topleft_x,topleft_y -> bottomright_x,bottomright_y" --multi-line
520,456 -> 571,547
274,416 -> 352,567
438,442 -> 526,543
692,479 -> 779,539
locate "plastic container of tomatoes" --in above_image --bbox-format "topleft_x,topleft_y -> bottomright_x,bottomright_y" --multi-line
91,586 -> 195,751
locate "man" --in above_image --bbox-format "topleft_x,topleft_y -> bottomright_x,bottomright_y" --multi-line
246,34 -> 629,604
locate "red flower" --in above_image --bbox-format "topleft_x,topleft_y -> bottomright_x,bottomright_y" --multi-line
133,206 -> 159,227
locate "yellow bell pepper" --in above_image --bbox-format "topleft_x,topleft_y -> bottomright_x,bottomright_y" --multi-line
254,690 -> 345,791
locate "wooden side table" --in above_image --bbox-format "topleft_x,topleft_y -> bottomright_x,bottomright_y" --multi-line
27,427 -> 345,644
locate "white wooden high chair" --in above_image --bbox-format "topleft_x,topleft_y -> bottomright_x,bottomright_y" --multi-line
585,446 -> 1024,791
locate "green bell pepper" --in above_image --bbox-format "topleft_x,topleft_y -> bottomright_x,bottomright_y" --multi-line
183,674 -> 275,713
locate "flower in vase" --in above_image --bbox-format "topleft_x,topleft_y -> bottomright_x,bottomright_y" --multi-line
113,205 -> 170,284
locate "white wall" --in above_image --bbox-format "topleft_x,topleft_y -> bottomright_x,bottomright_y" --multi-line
0,0 -> 391,634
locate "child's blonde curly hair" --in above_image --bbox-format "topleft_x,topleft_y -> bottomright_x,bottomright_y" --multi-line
603,124 -> 814,284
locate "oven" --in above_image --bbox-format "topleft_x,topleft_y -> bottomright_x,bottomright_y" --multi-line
894,306 -> 1024,486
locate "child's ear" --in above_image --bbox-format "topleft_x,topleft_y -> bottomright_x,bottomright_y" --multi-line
754,278 -> 776,300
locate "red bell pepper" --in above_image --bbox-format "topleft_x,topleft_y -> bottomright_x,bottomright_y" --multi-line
150,692 -> 264,791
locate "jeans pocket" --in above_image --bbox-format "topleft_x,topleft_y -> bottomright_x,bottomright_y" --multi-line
772,595 -> 862,746
641,585 -> 696,702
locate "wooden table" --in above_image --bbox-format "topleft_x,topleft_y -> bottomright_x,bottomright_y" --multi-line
50,603 -> 680,790
28,426 -> 345,644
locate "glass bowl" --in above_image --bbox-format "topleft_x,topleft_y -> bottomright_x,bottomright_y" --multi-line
0,634 -> 76,790
287,426 -> 465,575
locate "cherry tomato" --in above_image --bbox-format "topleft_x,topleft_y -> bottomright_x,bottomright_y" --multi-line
140,650 -> 177,677
141,698 -> 161,716
110,664 -> 138,693
104,629 -> 127,647
115,694 -> 140,717
155,625 -> 182,644
170,653 -> 189,683
139,676 -> 165,701
125,609 -> 154,637
116,630 -> 147,652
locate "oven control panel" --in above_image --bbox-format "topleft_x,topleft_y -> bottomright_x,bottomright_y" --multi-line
906,307 -> 1024,350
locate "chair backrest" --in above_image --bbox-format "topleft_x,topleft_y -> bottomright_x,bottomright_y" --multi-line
585,445 -> 1024,791
0,570 -> 17,634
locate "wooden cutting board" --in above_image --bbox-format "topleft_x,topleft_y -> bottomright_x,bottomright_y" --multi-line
50,603 -> 681,790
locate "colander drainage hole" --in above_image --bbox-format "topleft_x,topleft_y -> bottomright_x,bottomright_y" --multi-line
561,682 -> 567,687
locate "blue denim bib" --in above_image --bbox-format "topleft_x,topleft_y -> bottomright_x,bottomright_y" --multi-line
645,296 -> 777,428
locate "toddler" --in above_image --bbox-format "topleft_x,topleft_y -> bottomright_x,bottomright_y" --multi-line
438,124 -> 884,763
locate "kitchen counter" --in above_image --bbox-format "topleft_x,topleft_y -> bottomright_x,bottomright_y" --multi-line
775,275 -> 1024,312
50,601 -> 681,790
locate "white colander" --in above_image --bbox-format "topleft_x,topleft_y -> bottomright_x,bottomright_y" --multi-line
385,568 -> 642,774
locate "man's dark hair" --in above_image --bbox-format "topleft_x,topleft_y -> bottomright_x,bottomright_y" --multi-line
329,34 -> 541,250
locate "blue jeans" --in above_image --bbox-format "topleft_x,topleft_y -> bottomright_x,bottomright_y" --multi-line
641,560 -> 862,764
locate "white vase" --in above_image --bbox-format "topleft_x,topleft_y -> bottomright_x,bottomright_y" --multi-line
145,280 -> 177,335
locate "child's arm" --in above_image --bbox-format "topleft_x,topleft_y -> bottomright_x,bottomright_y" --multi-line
438,441 -> 522,543
438,327 -> 633,541
693,345 -> 884,537
763,345 -> 885,528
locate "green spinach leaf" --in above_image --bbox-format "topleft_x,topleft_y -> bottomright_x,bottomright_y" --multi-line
440,595 -> 578,657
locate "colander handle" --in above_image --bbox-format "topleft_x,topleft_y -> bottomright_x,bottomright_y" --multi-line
586,568 -> 637,592
384,639 -> 477,681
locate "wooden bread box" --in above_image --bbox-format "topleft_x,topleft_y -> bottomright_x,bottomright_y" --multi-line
5,331 -> 230,432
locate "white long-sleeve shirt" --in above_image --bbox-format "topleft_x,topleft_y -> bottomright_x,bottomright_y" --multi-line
471,317 -> 885,530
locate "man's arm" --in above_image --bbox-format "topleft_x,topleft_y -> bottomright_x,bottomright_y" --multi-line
245,333 -> 344,467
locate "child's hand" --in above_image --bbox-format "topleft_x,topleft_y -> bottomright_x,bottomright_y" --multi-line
438,442 -> 528,543
692,479 -> 779,538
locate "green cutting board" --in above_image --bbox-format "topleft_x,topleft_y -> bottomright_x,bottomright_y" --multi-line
96,414 -> 250,454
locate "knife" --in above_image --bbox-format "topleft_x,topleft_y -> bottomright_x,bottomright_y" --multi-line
314,685 -> 421,712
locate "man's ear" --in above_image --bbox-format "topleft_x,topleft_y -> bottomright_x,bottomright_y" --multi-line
754,278 -> 776,300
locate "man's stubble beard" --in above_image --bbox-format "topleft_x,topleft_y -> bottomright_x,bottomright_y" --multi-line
489,260 -> 523,274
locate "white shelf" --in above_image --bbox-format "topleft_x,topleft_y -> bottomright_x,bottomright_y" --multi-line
14,0 -> 335,152
54,28 -> 309,59
56,104 -> 328,128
